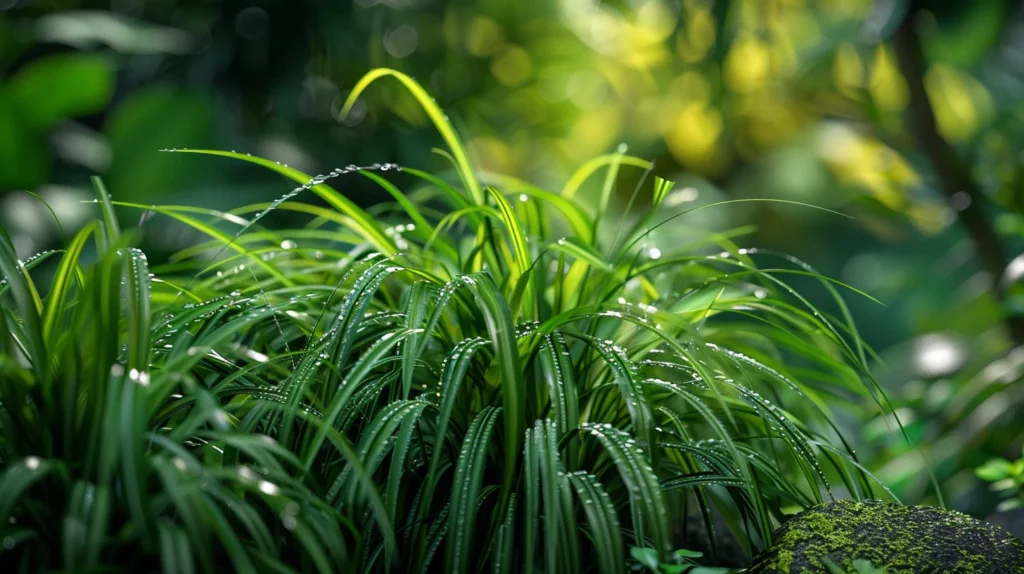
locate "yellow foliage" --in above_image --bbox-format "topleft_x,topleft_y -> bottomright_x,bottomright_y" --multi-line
466,16 -> 506,57
636,0 -> 676,42
665,102 -> 723,170
725,33 -> 771,93
669,71 -> 712,104
925,64 -> 994,142
469,136 -> 514,174
817,0 -> 874,19
768,31 -> 798,77
491,46 -> 533,87
677,4 -> 716,63
868,44 -> 908,111
817,124 -> 919,210
833,43 -> 864,97
738,91 -> 804,150
565,104 -> 622,161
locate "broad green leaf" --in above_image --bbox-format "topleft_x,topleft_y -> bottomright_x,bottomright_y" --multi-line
975,458 -> 1013,482
10,53 -> 113,129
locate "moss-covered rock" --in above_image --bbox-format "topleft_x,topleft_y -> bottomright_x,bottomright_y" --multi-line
748,499 -> 1024,573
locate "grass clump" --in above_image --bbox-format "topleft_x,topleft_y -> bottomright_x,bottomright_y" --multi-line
0,69 -> 894,572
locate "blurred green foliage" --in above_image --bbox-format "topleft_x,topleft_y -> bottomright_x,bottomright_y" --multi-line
975,447 -> 1024,512
1,0 -> 1023,517
0,52 -> 112,188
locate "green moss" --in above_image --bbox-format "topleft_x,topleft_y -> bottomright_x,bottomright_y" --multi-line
749,500 -> 1024,573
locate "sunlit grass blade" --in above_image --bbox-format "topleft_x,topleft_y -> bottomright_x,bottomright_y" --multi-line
651,177 -> 674,208
561,153 -> 653,199
486,186 -> 530,289
90,176 -> 120,247
549,236 -> 613,272
341,68 -> 482,205
41,222 -> 96,345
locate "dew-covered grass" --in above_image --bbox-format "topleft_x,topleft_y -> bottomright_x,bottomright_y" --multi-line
0,68 -> 900,573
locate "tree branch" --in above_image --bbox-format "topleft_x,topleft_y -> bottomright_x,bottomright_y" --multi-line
891,14 -> 1024,344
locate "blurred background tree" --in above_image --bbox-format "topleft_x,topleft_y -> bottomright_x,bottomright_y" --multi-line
1,0 -> 1022,517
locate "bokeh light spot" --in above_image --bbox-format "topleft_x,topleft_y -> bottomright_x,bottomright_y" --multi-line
235,7 -> 268,41
384,24 -> 419,59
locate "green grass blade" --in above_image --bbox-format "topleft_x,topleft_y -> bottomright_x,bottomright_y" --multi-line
41,222 -> 97,345
444,406 -> 502,574
485,186 -> 530,290
91,176 -> 120,247
550,237 -> 613,272
0,227 -> 48,382
169,149 -> 396,254
340,68 -> 483,205
583,423 -> 671,558
568,471 -> 625,574
459,274 -> 524,507
561,154 -> 653,199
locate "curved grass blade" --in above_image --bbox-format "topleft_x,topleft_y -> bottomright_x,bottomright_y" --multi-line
568,471 -> 625,574
91,176 -> 120,247
583,423 -> 670,558
561,153 -> 653,199
458,275 -> 524,507
340,68 -> 483,205
0,227 -> 48,382
169,149 -> 396,254
41,222 -> 97,344
444,406 -> 502,574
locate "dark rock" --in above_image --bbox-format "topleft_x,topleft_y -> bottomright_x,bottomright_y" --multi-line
748,499 -> 1024,573
681,502 -> 747,568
